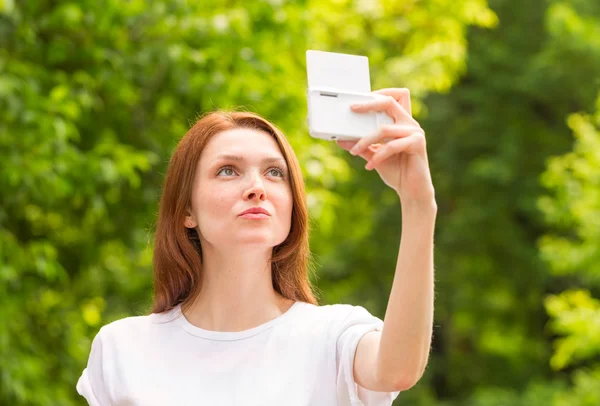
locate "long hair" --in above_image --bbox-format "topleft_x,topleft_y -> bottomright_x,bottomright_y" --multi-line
150,111 -> 319,315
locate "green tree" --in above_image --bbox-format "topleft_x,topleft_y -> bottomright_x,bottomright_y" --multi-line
539,92 -> 600,405
416,0 -> 600,404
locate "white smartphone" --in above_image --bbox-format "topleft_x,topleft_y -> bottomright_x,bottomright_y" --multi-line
306,50 -> 393,141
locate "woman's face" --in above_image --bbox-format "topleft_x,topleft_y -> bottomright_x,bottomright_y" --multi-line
186,128 -> 293,250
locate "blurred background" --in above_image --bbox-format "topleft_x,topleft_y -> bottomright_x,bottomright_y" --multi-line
1,0 -> 599,405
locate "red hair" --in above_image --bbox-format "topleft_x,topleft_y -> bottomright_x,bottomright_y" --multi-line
150,111 -> 319,315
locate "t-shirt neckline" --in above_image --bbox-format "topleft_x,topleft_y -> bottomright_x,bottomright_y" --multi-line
173,301 -> 302,341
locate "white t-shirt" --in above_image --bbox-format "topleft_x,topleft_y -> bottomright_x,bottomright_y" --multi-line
76,301 -> 401,406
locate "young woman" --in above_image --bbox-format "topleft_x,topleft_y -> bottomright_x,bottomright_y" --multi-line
76,88 -> 436,406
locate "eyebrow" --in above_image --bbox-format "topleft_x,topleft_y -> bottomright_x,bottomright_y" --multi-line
212,154 -> 287,166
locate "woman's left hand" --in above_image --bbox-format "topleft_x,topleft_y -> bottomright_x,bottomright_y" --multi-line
337,88 -> 435,204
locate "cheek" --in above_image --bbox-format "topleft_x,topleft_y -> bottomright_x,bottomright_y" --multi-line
195,186 -> 234,220
274,187 -> 293,220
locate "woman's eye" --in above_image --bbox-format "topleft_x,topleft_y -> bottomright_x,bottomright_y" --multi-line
216,166 -> 236,176
268,167 -> 285,178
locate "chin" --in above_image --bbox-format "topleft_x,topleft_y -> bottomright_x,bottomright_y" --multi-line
233,233 -> 287,247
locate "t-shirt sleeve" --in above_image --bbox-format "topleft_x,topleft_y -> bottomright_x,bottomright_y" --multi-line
76,327 -> 112,406
335,305 -> 401,406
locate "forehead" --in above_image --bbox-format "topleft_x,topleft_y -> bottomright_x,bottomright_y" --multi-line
201,128 -> 283,161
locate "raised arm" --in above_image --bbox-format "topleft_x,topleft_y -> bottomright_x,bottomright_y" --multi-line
337,87 -> 436,391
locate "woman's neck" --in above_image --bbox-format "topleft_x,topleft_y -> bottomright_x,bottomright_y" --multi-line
182,246 -> 294,332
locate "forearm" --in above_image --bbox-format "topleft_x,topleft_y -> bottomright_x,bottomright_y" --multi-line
377,198 -> 436,388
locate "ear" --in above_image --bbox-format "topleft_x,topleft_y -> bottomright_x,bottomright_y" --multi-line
184,210 -> 197,229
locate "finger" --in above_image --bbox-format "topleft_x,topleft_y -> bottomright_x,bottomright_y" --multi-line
336,140 -> 358,151
350,124 -> 423,156
336,140 -> 379,162
354,144 -> 378,162
350,96 -> 407,124
365,132 -> 425,170
351,96 -> 418,127
373,88 -> 412,117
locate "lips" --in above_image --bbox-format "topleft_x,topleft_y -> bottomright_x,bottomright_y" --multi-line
238,207 -> 271,216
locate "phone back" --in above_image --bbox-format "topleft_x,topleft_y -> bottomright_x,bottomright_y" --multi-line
306,50 -> 391,141
306,50 -> 371,93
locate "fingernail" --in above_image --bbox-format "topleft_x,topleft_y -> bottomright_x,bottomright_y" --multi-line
350,146 -> 358,155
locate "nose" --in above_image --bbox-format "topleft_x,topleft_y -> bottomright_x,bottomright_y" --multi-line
243,173 -> 267,201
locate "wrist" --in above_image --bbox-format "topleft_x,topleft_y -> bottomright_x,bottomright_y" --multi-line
399,195 -> 438,215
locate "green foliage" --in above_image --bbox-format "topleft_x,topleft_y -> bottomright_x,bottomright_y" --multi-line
537,91 -> 600,404
417,0 -> 600,403
307,0 -> 498,116
554,367 -> 600,406
538,98 -> 600,282
545,290 -> 600,370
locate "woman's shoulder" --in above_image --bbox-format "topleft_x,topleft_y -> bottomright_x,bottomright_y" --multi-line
301,301 -> 374,316
96,306 -> 180,342
294,301 -> 380,329
290,302 -> 383,354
